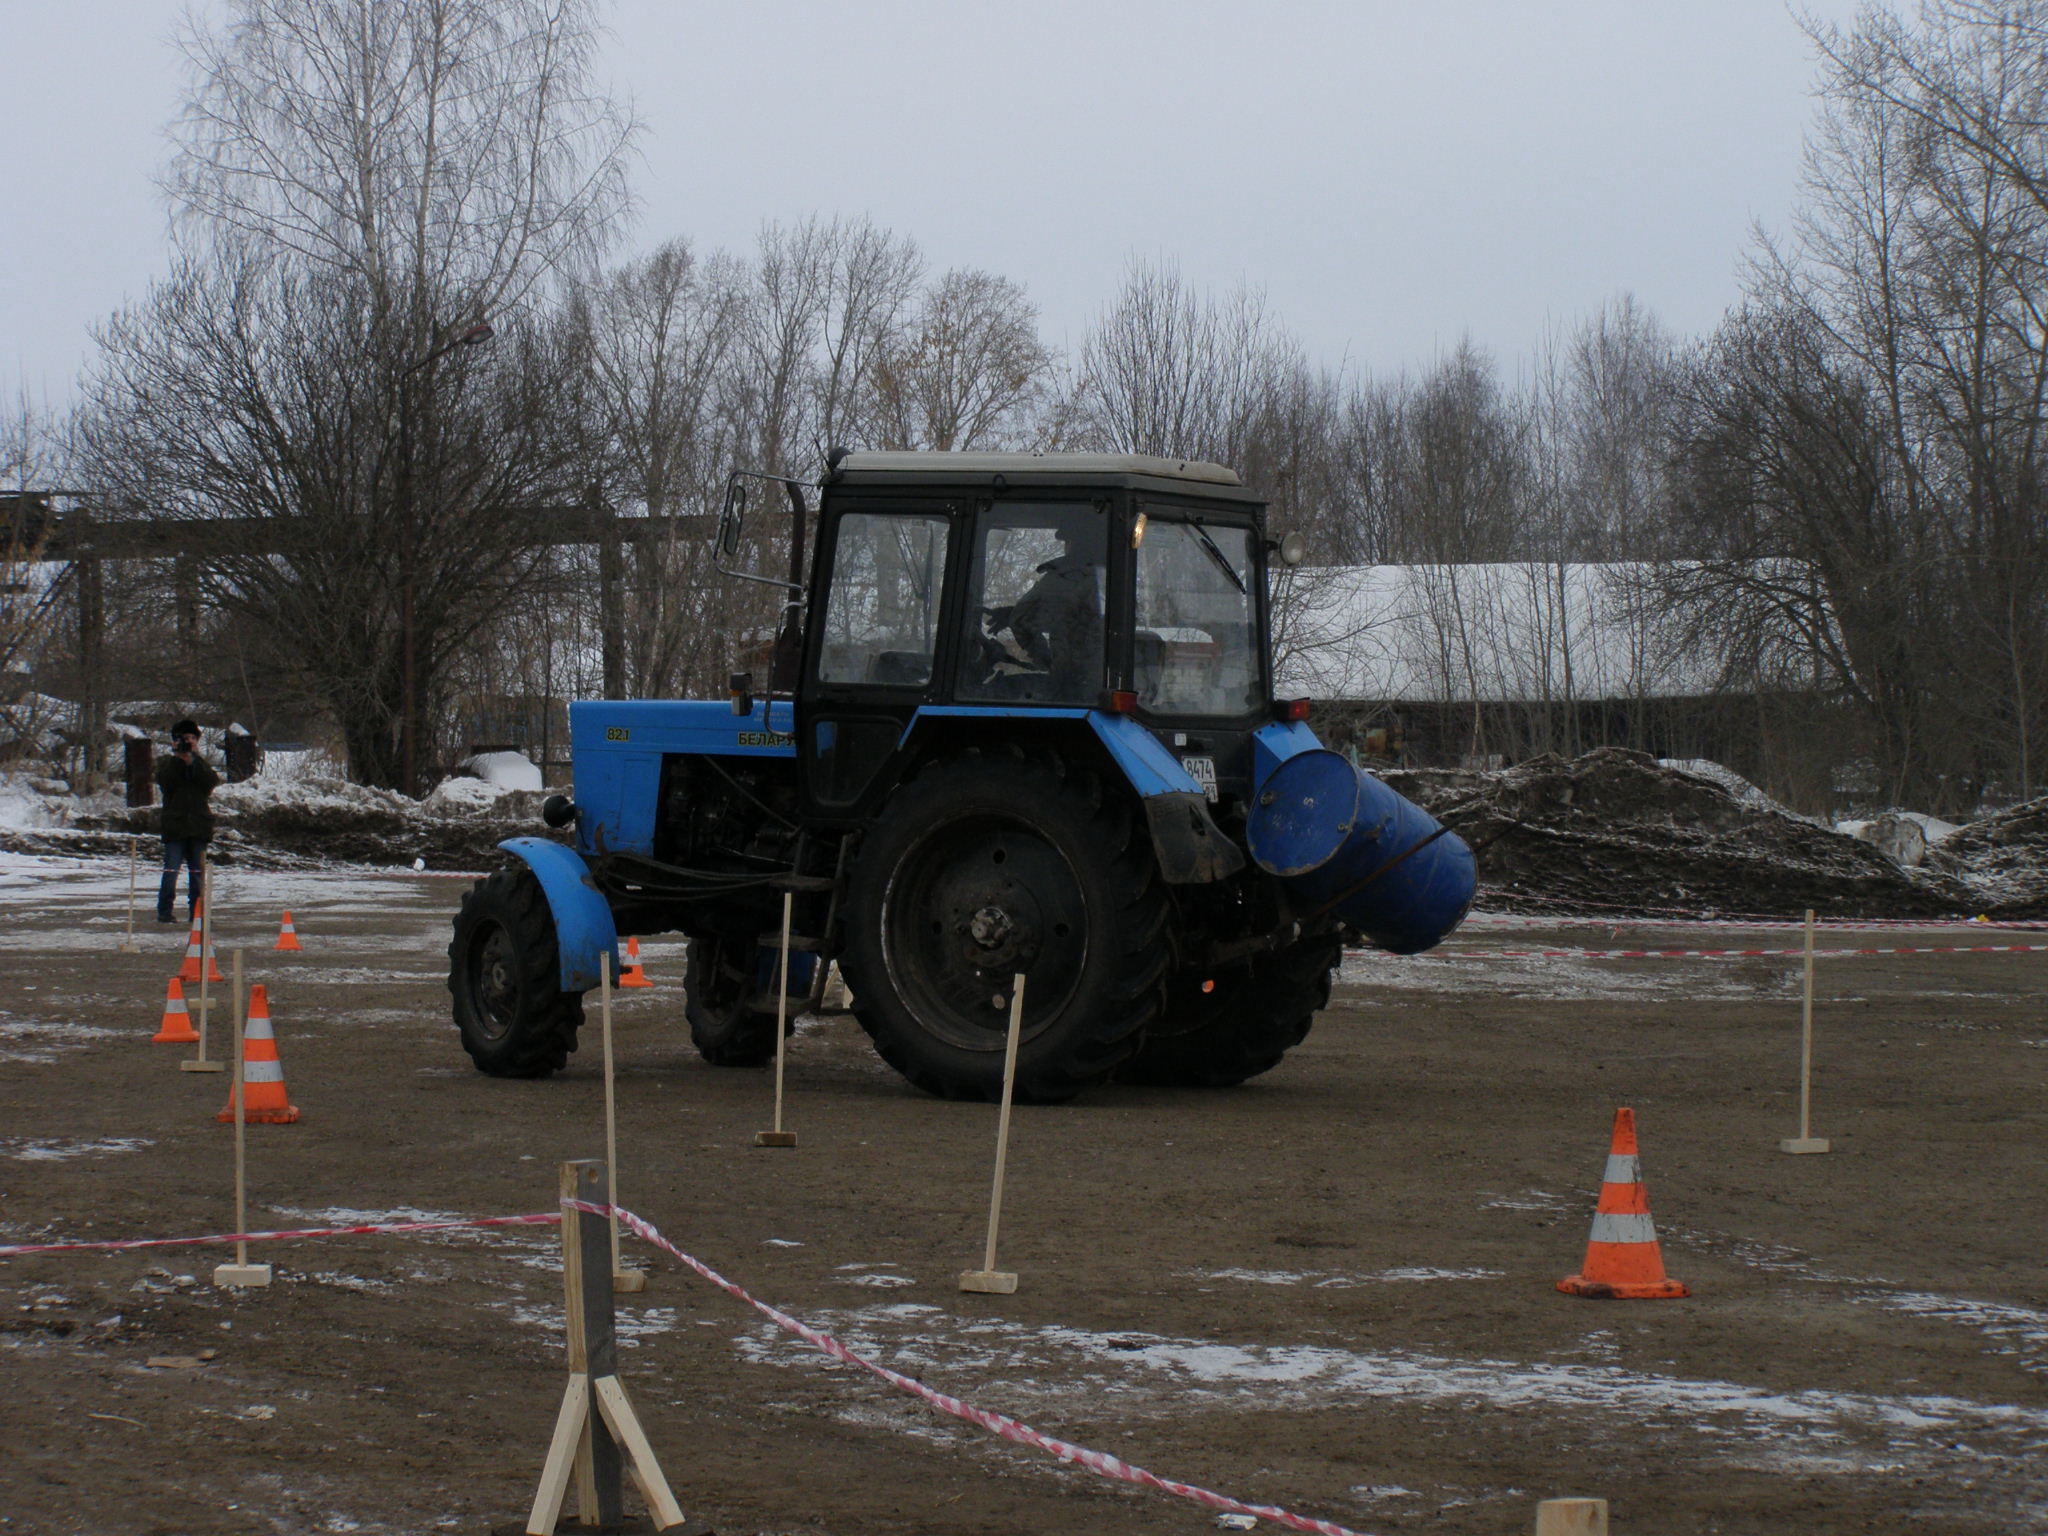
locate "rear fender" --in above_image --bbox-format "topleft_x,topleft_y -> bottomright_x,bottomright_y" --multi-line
499,837 -> 618,992
893,707 -> 1247,884
1085,713 -> 1246,884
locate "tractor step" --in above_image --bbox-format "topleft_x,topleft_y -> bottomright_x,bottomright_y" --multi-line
772,873 -> 837,893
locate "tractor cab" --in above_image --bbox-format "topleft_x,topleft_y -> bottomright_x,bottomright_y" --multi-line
791,452 -> 1279,822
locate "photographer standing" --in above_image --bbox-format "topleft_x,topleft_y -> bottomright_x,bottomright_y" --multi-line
154,718 -> 219,923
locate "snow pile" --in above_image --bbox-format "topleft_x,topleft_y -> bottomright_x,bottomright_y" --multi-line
0,774 -> 66,833
1381,747 -> 1962,918
422,775 -> 511,812
462,750 -> 543,792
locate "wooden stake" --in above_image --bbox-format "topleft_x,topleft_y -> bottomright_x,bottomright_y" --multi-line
756,890 -> 798,1147
960,972 -> 1024,1295
1780,908 -> 1830,1154
1534,1497 -> 1608,1536
120,834 -> 139,953
600,951 -> 646,1293
214,950 -> 269,1288
525,1162 -> 684,1536
180,858 -> 224,1073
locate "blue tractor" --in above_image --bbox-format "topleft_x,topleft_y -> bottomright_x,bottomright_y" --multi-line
447,451 -> 1475,1101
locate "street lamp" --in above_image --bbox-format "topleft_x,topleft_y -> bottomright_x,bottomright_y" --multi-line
399,318 -> 494,795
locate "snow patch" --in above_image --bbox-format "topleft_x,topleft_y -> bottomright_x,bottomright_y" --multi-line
0,1136 -> 152,1162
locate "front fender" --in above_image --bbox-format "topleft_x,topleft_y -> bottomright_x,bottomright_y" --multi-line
499,837 -> 619,993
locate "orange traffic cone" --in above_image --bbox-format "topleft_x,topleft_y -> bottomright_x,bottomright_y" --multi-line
619,936 -> 653,989
152,978 -> 200,1044
177,906 -> 225,984
1557,1107 -> 1689,1300
273,911 -> 303,952
216,985 -> 299,1125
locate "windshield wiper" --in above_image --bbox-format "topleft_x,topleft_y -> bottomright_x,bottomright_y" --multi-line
1189,522 -> 1247,595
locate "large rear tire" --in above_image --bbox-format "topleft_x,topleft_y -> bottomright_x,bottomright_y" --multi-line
840,751 -> 1173,1102
1118,931 -> 1343,1087
447,868 -> 585,1077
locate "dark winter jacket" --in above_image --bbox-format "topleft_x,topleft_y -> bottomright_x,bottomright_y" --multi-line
155,752 -> 221,840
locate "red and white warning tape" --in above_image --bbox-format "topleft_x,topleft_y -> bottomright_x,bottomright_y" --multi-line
4,1201 -> 1379,1535
575,1201 -> 1379,1536
1363,942 -> 2048,962
1474,889 -> 2048,930
0,1211 -> 559,1258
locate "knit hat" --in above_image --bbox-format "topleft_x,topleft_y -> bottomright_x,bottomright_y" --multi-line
170,718 -> 201,739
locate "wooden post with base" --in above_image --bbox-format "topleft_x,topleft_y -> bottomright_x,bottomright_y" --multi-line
1534,1497 -> 1607,1536
525,1161 -> 685,1536
959,972 -> 1025,1295
755,890 -> 798,1148
180,856 -> 225,1073
120,834 -> 140,953
213,950 -> 271,1288
1779,908 -> 1831,1154
598,952 -> 647,1293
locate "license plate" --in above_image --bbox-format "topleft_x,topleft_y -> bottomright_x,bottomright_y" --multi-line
1180,755 -> 1219,803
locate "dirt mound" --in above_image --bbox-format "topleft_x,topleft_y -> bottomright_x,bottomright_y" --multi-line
61,775 -> 551,872
1380,747 -> 1964,918
1923,793 -> 2048,916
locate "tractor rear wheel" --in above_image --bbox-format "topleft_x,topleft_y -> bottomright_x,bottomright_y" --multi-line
840,751 -> 1173,1102
683,934 -> 783,1067
447,868 -> 585,1077
1118,931 -> 1344,1087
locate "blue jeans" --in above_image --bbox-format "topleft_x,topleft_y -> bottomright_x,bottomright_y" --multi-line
159,837 -> 207,920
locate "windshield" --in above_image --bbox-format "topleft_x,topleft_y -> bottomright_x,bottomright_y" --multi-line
1133,518 -> 1262,715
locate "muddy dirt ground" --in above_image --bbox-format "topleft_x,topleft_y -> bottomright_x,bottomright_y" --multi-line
1,856 -> 2044,1536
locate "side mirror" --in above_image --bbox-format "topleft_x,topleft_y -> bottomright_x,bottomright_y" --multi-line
1278,531 -> 1307,568
718,479 -> 747,559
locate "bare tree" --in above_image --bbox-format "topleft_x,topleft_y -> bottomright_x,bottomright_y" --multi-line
78,0 -> 635,789
574,238 -> 756,697
870,269 -> 1052,450
1,394 -> 63,706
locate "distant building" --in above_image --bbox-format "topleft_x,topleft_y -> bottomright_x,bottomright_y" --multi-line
1273,563 -> 1811,770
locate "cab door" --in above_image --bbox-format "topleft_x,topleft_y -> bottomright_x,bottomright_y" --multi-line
796,503 -> 958,820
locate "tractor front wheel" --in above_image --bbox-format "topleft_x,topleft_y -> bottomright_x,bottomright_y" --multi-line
447,868 -> 585,1077
840,751 -> 1173,1102
1118,931 -> 1344,1087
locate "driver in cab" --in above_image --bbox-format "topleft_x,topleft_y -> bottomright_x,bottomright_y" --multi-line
982,512 -> 1104,700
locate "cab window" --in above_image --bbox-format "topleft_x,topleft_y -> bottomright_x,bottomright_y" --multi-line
957,504 -> 1108,704
1133,518 -> 1261,715
816,512 -> 950,688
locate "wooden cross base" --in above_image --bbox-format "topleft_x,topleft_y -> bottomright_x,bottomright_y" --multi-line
1534,1496 -> 1608,1536
612,1269 -> 648,1294
529,1372 -> 682,1535
754,1130 -> 797,1147
179,1060 -> 227,1073
958,1269 -> 1017,1294
1778,1136 -> 1831,1154
527,1162 -> 687,1536
212,1263 -> 272,1288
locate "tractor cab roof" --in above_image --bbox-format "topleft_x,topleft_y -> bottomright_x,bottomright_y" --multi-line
827,451 -> 1264,506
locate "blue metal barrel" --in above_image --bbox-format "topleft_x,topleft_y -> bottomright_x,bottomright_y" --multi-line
1244,750 -> 1476,954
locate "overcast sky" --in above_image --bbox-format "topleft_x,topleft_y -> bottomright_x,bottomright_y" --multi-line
6,1 -> 1863,409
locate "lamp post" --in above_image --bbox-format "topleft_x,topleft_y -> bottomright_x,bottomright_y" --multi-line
398,319 -> 494,794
